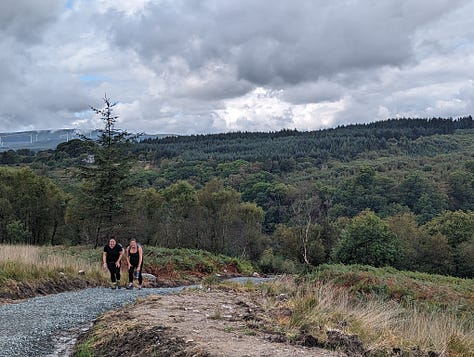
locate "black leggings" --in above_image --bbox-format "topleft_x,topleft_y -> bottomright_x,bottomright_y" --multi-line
106,262 -> 121,283
128,262 -> 143,285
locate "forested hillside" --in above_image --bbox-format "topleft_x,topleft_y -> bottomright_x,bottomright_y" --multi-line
1,117 -> 473,278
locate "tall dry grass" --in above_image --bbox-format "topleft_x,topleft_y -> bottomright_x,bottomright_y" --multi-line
0,244 -> 104,281
262,276 -> 474,356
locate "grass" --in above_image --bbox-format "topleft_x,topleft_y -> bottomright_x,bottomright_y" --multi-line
142,246 -> 255,278
0,244 -> 108,299
0,244 -> 257,300
0,244 -> 105,283
6,245 -> 470,355
259,268 -> 474,356
73,341 -> 95,357
310,264 -> 474,317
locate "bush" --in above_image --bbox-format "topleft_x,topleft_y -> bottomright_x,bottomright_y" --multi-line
258,248 -> 299,274
331,210 -> 401,267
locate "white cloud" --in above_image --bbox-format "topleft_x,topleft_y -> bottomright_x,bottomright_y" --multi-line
215,88 -> 292,132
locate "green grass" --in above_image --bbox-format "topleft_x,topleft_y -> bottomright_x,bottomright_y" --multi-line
143,246 -> 255,276
260,265 -> 474,355
73,342 -> 96,357
308,264 -> 474,316
0,244 -> 257,300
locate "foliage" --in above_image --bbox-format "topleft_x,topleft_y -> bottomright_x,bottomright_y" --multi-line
147,178 -> 266,259
331,210 -> 401,267
0,167 -> 68,245
2,117 -> 474,278
422,210 -> 474,277
136,246 -> 256,277
423,210 -> 474,247
258,247 -> 299,273
134,117 -> 473,163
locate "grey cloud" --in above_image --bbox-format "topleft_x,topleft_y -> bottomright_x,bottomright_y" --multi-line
281,80 -> 345,105
234,113 -> 294,133
458,82 -> 474,104
332,99 -> 379,127
172,66 -> 254,101
113,94 -> 226,135
135,109 -> 217,135
0,0 -> 76,130
106,0 -> 462,88
0,0 -> 63,42
0,37 -> 27,86
0,42 -> 93,130
0,0 -> 472,135
0,77 -> 93,131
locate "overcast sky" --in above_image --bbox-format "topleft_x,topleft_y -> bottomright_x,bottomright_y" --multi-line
0,0 -> 473,135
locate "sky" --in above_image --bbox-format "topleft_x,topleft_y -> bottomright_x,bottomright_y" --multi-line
0,0 -> 473,135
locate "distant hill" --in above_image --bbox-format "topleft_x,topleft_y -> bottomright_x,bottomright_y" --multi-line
0,129 -> 169,151
135,116 -> 474,162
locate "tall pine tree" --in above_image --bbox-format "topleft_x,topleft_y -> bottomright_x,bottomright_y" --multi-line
76,95 -> 137,247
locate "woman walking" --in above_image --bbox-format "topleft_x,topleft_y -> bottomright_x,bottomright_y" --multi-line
125,239 -> 143,289
102,237 -> 124,289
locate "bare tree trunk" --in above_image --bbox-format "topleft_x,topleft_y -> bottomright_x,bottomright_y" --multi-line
94,225 -> 101,249
50,220 -> 58,245
302,215 -> 311,265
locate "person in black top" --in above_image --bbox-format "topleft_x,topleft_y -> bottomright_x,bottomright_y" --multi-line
102,237 -> 124,289
125,239 -> 143,290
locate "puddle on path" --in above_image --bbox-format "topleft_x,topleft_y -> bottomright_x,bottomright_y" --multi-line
46,323 -> 92,357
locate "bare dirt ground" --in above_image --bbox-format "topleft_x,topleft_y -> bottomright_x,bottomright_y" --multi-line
74,287 -> 351,357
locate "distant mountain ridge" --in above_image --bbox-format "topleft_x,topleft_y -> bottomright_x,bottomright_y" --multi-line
0,129 -> 167,151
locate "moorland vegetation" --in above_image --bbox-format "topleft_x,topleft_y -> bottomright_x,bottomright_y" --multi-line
1,100 -> 473,355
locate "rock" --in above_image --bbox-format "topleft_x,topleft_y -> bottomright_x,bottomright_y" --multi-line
252,272 -> 260,277
141,273 -> 156,282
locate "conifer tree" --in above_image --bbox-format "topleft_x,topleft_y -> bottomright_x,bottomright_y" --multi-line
76,95 -> 137,246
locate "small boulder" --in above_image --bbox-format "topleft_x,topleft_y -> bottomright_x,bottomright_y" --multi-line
142,273 -> 157,282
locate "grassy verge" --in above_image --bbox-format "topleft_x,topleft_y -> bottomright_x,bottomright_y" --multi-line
143,246 -> 255,282
0,244 -> 106,300
258,265 -> 474,356
0,244 -> 256,300
310,264 -> 474,317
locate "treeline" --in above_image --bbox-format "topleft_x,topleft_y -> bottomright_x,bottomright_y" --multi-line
133,116 -> 474,163
1,116 -> 473,166
0,117 -> 473,278
0,167 -> 67,245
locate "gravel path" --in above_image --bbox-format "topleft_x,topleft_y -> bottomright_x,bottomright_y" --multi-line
0,286 -> 187,357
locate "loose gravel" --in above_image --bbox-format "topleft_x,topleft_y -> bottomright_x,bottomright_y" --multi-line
0,286 -> 187,357
0,277 -> 270,357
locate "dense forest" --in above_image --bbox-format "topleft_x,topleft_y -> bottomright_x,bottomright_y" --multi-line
1,115 -> 474,278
